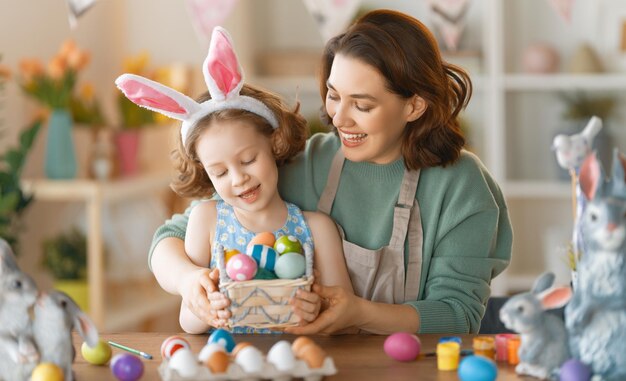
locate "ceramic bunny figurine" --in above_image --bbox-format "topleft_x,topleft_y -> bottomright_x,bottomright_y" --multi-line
32,290 -> 99,381
499,272 -> 572,380
0,238 -> 40,381
565,150 -> 626,381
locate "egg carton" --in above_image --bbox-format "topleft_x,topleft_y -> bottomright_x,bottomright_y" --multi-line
158,356 -> 337,381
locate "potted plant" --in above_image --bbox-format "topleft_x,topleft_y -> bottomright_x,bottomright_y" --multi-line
41,227 -> 89,311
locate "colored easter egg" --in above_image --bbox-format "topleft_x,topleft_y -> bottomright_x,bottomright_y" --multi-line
226,253 -> 258,281
274,252 -> 306,279
110,353 -> 144,381
224,248 -> 240,264
81,339 -> 112,365
160,336 -> 190,360
458,355 -> 497,381
208,328 -> 236,353
245,244 -> 278,271
248,232 -> 276,249
383,332 -> 421,362
31,363 -> 64,381
560,359 -> 592,381
274,235 -> 303,255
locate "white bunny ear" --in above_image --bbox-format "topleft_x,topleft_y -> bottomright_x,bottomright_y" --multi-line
203,26 -> 244,101
115,73 -> 201,121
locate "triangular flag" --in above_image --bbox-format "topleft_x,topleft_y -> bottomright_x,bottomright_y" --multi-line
426,0 -> 471,51
66,0 -> 97,29
548,0 -> 574,24
302,0 -> 362,42
185,0 -> 239,45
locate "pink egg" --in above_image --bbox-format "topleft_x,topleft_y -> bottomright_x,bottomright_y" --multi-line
226,253 -> 258,281
384,332 -> 421,362
160,336 -> 190,360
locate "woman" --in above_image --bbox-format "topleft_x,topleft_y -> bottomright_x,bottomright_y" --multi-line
150,9 -> 512,334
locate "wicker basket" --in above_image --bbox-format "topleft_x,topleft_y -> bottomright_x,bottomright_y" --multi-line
216,244 -> 314,329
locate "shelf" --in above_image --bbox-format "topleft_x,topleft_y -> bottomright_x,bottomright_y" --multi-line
502,180 -> 571,199
504,74 -> 626,91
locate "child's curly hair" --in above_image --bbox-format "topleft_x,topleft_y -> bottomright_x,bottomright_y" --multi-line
171,84 -> 308,199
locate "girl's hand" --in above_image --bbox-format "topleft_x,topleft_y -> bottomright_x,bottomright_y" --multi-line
179,268 -> 230,326
289,288 -> 322,325
285,284 -> 361,335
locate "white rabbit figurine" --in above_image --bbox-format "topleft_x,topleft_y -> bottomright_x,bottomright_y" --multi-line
0,238 -> 40,381
565,150 -> 626,381
499,272 -> 572,380
33,290 -> 99,381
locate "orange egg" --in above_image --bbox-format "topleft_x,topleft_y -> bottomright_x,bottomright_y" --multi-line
299,343 -> 326,369
231,342 -> 252,357
248,232 -> 276,249
204,351 -> 230,374
292,336 -> 315,357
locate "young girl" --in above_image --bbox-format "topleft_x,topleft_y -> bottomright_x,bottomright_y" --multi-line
116,27 -> 352,333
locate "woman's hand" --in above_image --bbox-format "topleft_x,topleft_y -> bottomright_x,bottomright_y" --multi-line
178,267 -> 231,326
285,284 -> 361,335
290,288 -> 322,325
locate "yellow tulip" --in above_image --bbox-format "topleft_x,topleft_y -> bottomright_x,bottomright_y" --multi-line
80,82 -> 95,101
123,52 -> 150,74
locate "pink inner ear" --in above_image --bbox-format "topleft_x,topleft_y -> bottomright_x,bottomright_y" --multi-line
580,153 -> 600,200
207,31 -> 241,95
121,79 -> 188,114
541,287 -> 572,310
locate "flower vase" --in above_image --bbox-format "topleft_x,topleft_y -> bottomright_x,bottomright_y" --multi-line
114,130 -> 140,177
45,109 -> 77,179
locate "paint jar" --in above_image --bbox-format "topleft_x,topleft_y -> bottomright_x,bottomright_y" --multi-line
437,342 -> 461,371
438,336 -> 462,345
507,336 -> 521,365
473,336 -> 496,360
495,334 -> 518,362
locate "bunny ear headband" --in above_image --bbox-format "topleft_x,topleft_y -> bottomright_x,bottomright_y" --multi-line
115,26 -> 279,148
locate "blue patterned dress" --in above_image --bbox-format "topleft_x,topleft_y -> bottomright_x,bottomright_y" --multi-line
209,200 -> 314,334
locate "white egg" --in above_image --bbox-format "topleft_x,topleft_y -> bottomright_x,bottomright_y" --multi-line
267,340 -> 296,372
235,346 -> 264,373
169,348 -> 199,378
198,342 -> 226,362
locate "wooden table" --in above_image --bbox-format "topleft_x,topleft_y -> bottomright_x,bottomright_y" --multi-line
73,333 -> 523,380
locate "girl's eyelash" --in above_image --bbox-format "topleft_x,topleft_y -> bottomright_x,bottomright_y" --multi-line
243,157 -> 257,165
214,171 -> 227,178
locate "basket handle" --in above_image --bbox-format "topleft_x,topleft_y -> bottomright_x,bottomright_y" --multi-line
215,244 -> 229,284
304,243 -> 314,278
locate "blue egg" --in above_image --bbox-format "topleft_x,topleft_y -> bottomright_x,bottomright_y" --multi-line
246,244 -> 278,271
208,328 -> 235,353
458,355 -> 497,381
274,252 -> 306,279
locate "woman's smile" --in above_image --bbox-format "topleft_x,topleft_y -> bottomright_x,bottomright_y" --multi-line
338,129 -> 368,147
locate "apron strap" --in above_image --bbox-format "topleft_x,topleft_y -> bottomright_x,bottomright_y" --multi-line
317,149 -> 345,215
389,169 -> 420,250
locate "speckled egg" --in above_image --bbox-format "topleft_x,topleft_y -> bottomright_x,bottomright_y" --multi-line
267,340 -> 296,372
31,363 -> 64,381
208,328 -> 236,353
110,353 -> 144,381
560,359 -> 592,381
274,252 -> 306,279
458,355 -> 497,381
384,332 -> 421,362
168,348 -> 199,378
246,244 -> 278,271
274,235 -> 303,255
204,350 -> 230,374
160,336 -> 191,360
226,253 -> 258,281
235,346 -> 264,373
248,232 -> 276,249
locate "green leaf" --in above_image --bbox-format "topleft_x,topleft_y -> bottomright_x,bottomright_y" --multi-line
0,192 -> 19,214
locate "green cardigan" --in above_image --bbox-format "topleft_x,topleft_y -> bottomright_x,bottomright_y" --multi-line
150,132 -> 512,333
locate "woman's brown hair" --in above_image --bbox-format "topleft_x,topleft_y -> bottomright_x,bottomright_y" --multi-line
319,9 -> 471,170
171,84 -> 308,198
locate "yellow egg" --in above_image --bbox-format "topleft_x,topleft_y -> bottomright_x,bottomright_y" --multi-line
31,363 -> 64,381
224,249 -> 240,264
247,232 -> 276,249
205,350 -> 230,374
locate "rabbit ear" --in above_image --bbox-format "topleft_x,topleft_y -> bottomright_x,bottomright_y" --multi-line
531,271 -> 555,294
115,74 -> 201,121
0,238 -> 19,275
203,26 -> 244,101
74,311 -> 99,347
580,152 -> 603,200
537,286 -> 572,310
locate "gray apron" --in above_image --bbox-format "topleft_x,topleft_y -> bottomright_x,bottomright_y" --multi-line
317,150 -> 424,304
